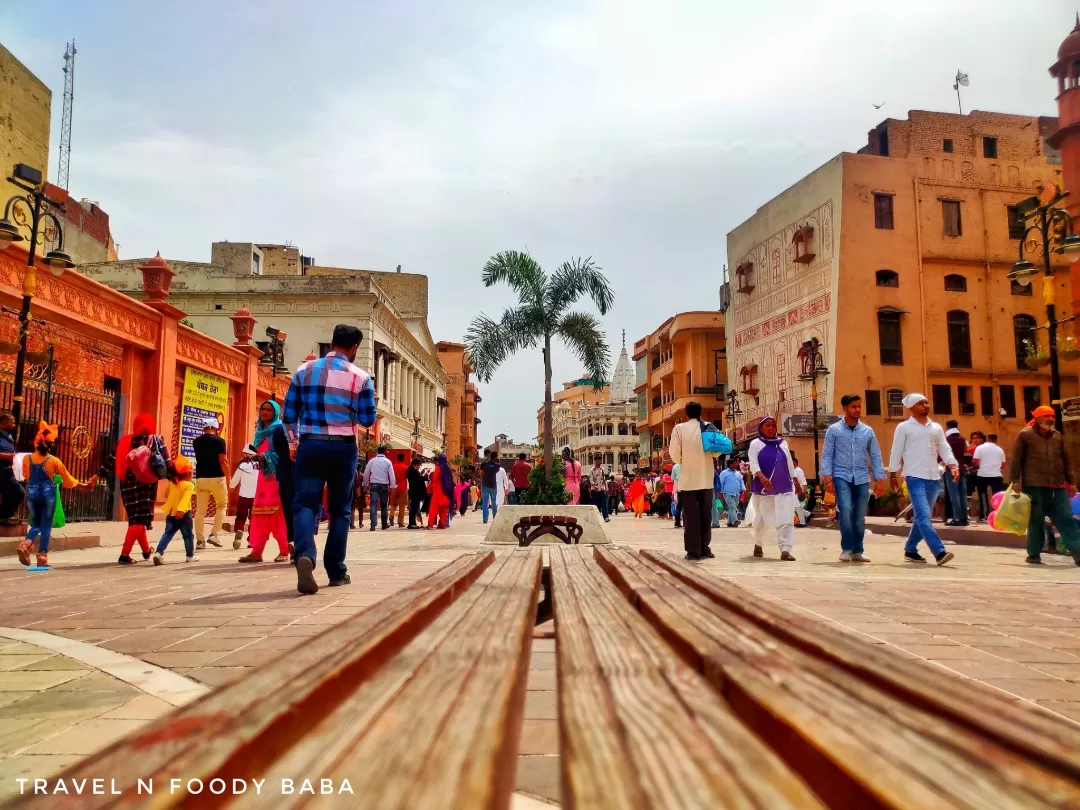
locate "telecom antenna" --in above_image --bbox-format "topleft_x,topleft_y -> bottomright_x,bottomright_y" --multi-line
57,40 -> 76,190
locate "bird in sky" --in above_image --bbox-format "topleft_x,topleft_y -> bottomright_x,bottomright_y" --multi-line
872,101 -> 886,109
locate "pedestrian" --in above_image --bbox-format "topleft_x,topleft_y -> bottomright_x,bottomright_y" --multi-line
972,432 -> 1007,522
237,401 -> 291,564
479,450 -> 502,523
427,453 -> 454,529
230,447 -> 259,549
363,445 -> 396,531
151,456 -> 197,564
655,469 -> 673,520
17,422 -> 97,568
589,458 -> 610,522
717,457 -> 745,528
192,416 -> 231,550
672,462 -> 682,528
0,412 -> 22,524
105,413 -> 170,564
389,450 -> 410,527
942,420 -> 969,526
283,324 -> 376,595
407,457 -> 427,529
454,478 -> 469,516
669,402 -> 720,560
562,447 -> 582,504
1009,405 -> 1080,565
820,393 -> 885,562
495,462 -> 509,513
607,476 -> 622,517
747,416 -> 804,560
627,473 -> 647,518
471,480 -> 481,511
510,452 -> 532,504
888,393 -> 957,566
350,459 -> 366,530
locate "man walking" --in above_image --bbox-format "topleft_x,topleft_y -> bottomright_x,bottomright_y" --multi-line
193,417 -> 230,549
362,445 -> 395,531
1010,406 -> 1080,565
888,393 -> 957,566
589,458 -> 610,522
510,452 -> 531,504
821,393 -> 885,562
283,324 -> 376,595
669,402 -> 720,560
717,457 -> 745,528
972,432 -> 1007,521
406,457 -> 427,529
479,450 -> 501,523
943,420 -> 969,526
388,450 -> 410,527
0,412 -> 22,523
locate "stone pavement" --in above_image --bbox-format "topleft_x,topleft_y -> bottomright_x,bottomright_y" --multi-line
0,508 -> 1079,806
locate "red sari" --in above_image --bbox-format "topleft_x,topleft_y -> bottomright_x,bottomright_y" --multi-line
427,465 -> 451,528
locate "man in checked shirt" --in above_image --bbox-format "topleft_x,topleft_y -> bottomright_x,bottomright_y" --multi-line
283,325 -> 378,594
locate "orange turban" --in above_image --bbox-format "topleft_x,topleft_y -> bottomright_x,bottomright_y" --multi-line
1032,406 -> 1055,419
173,456 -> 193,476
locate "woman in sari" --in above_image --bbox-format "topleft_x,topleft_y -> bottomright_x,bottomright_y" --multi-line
626,474 -> 647,518
562,447 -> 582,504
104,413 -> 170,564
238,401 -> 290,563
427,453 -> 454,529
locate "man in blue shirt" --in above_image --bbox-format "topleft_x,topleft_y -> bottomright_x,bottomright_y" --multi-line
820,393 -> 885,563
717,457 -> 745,528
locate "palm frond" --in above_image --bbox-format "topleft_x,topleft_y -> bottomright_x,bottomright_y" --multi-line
482,251 -> 547,308
545,257 -> 614,317
556,311 -> 610,390
464,306 -> 543,382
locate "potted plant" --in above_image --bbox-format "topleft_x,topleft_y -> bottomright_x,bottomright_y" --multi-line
1023,339 -> 1051,370
1059,335 -> 1080,361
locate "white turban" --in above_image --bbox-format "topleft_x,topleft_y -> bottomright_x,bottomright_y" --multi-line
902,393 -> 927,409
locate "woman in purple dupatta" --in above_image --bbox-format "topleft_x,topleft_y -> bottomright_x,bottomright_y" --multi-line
747,416 -> 805,561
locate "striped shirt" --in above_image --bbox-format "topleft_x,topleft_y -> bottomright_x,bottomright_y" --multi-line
282,352 -> 377,440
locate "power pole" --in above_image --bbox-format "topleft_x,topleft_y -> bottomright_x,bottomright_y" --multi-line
58,41 -> 76,190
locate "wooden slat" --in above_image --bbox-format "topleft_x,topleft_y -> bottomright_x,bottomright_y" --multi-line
550,545 -> 825,810
10,551 -> 495,810
226,547 -> 541,810
599,546 -> 1080,810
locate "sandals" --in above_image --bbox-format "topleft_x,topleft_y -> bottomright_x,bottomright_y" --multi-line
781,551 -> 796,561
237,554 -> 263,563
273,554 -> 288,563
753,545 -> 763,558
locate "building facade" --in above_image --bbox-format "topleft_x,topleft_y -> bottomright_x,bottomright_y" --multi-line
727,109 -> 1072,476
80,243 -> 450,456
484,433 -> 537,471
633,311 -> 727,471
437,341 -> 480,462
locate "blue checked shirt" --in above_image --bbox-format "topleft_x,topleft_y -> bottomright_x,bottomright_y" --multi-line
820,419 -> 885,485
282,352 -> 377,440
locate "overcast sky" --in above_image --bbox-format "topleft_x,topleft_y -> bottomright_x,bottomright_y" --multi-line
1,1 -> 1072,444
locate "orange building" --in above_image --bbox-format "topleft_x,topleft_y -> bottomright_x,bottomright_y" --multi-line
727,109 -> 1072,477
632,312 -> 727,471
1049,16 -> 1080,322
437,341 -> 480,461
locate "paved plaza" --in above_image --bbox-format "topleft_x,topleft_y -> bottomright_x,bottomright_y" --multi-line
1,510 -> 1079,806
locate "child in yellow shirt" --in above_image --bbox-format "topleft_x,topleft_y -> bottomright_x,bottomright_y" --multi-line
152,456 -> 197,564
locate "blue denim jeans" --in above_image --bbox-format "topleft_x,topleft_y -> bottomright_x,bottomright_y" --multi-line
945,472 -> 968,523
157,513 -> 194,557
26,481 -> 56,554
293,439 -> 358,581
481,487 -> 498,522
508,492 -> 519,505
905,476 -> 946,557
724,493 -> 741,526
833,478 -> 870,554
711,495 -> 720,528
368,483 -> 390,528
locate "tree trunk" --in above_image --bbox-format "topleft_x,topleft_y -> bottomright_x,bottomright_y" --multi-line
543,334 -> 554,476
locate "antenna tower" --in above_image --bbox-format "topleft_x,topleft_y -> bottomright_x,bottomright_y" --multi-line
57,40 -> 76,190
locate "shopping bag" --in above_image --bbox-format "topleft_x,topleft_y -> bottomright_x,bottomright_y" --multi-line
995,486 -> 1031,535
51,474 -> 66,529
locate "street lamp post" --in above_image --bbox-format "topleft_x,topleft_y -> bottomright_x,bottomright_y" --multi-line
725,388 -> 741,443
1007,188 -> 1080,432
261,326 -> 288,401
798,337 -> 830,480
0,164 -> 75,441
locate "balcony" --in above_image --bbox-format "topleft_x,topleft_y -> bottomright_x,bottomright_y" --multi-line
652,356 -> 674,384
578,433 -> 639,451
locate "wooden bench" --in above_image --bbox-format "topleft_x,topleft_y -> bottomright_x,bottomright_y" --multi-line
594,546 -> 1080,809
513,514 -> 582,547
14,548 -> 542,810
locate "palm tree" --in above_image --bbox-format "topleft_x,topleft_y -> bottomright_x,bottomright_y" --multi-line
466,251 -> 614,476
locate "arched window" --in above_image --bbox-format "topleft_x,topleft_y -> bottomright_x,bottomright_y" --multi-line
618,423 -> 628,435
631,425 -> 638,435
587,424 -> 594,437
947,310 -> 972,368
604,452 -> 614,467
875,269 -> 898,288
605,424 -> 614,436
740,364 -> 759,395
944,274 -> 967,292
1014,314 -> 1037,370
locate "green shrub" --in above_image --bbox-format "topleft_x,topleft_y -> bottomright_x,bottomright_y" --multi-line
517,463 -> 572,506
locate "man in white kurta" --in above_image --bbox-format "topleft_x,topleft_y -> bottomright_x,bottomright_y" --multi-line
747,417 -> 805,560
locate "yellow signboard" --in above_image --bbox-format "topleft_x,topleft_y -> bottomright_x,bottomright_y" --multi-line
180,367 -> 229,458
